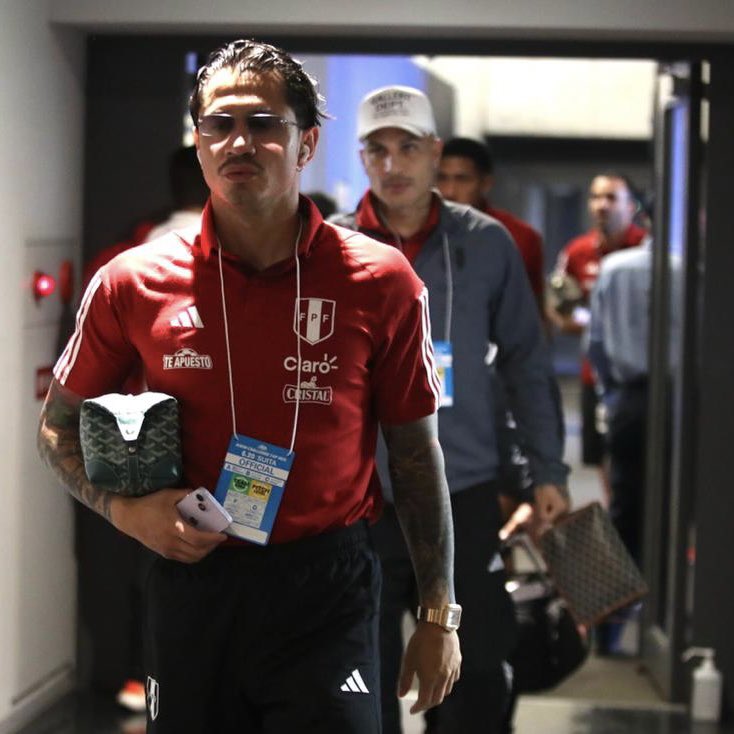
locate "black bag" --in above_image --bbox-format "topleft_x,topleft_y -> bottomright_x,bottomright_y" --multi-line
79,392 -> 182,496
505,534 -> 589,693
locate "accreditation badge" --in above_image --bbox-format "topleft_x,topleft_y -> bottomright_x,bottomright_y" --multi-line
213,434 -> 294,545
433,340 -> 454,408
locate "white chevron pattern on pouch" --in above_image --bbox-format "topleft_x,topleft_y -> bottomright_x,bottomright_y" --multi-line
340,669 -> 369,694
170,305 -> 204,328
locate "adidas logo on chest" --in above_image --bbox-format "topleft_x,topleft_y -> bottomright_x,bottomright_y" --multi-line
170,305 -> 204,329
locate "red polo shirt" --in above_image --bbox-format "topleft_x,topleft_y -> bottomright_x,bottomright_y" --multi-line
485,206 -> 545,301
353,191 -> 441,264
556,224 -> 647,298
554,223 -> 647,383
55,197 -> 439,543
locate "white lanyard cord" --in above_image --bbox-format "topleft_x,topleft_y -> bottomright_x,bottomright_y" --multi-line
442,233 -> 453,343
288,220 -> 303,455
217,245 -> 238,438
216,217 -> 303,454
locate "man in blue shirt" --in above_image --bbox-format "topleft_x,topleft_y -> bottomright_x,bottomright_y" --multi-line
588,235 -> 681,563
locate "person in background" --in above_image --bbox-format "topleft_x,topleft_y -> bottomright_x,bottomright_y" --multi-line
332,85 -> 569,734
588,228 -> 681,638
437,136 -> 545,314
39,41 -> 460,733
437,136 -> 546,527
547,173 -> 647,498
305,190 -> 338,219
144,146 -> 210,241
82,218 -> 161,292
548,172 -> 647,656
83,146 -> 208,289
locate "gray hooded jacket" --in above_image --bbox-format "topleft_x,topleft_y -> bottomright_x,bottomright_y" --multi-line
332,197 -> 568,499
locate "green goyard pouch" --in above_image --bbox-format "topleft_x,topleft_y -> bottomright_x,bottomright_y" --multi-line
79,392 -> 182,496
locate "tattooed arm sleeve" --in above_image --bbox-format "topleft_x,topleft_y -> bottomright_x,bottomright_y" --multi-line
37,379 -> 115,522
382,412 -> 455,606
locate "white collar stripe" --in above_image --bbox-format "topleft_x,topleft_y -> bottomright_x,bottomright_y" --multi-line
55,271 -> 104,385
419,288 -> 441,409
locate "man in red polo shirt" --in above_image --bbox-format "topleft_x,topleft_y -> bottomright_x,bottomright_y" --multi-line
437,136 -> 545,314
39,40 -> 460,734
548,173 -> 647,472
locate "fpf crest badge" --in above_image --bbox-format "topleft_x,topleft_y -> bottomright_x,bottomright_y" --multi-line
294,298 -> 336,345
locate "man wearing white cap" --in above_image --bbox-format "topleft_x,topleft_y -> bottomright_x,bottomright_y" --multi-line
332,86 -> 570,733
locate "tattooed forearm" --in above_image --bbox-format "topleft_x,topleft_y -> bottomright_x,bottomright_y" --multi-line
383,413 -> 455,606
37,380 -> 114,521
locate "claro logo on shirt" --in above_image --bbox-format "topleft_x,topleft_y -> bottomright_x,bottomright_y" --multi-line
163,347 -> 213,370
281,354 -> 338,405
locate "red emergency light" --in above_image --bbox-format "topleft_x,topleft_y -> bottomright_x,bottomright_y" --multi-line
33,271 -> 56,301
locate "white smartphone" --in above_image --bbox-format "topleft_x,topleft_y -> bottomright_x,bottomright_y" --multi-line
176,488 -> 232,533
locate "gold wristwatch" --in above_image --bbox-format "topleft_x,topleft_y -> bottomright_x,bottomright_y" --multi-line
416,603 -> 462,632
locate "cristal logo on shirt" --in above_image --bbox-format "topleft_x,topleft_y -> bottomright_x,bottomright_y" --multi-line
282,376 -> 333,405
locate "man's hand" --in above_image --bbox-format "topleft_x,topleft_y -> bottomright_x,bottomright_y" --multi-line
398,622 -> 461,714
499,485 -> 570,543
534,483 -> 570,529
499,501 -> 534,542
111,488 -> 226,562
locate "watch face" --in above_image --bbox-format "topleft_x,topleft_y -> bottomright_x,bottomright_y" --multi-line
442,604 -> 462,630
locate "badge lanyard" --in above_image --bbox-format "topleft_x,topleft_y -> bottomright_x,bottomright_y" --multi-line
212,218 -> 303,544
435,234 -> 454,407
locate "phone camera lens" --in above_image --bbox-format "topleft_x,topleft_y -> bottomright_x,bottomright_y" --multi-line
195,493 -> 204,502
188,516 -> 199,527
198,502 -> 207,512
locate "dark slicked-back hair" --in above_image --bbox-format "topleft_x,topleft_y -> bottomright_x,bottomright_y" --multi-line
442,137 -> 495,175
189,39 -> 327,130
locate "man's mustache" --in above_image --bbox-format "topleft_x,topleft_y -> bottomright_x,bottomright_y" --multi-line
219,155 -> 262,174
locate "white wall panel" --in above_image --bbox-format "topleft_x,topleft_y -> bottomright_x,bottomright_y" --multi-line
416,56 -> 657,139
0,1 -> 84,730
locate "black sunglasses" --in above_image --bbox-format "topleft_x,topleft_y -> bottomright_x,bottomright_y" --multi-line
197,112 -> 299,141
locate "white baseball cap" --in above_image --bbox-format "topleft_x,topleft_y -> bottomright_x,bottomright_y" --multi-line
357,85 -> 437,141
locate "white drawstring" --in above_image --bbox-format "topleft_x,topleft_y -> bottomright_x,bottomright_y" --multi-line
217,245 -> 238,438
288,219 -> 304,455
442,233 -> 453,343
